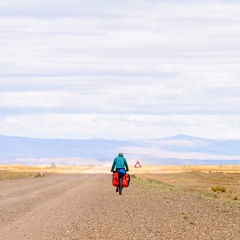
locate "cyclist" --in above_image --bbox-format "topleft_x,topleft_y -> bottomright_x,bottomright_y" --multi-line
111,152 -> 129,192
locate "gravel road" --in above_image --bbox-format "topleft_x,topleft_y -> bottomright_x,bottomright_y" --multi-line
1,174 -> 240,240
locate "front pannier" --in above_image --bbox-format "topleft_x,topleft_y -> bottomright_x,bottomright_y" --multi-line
112,172 -> 119,186
122,173 -> 130,187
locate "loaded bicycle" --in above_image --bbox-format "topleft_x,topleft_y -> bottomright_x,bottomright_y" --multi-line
111,152 -> 130,195
112,169 -> 130,195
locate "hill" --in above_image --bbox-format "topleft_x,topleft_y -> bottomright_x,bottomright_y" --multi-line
0,134 -> 240,165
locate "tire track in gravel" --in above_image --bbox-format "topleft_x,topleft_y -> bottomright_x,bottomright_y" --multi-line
1,174 -> 240,240
0,174 -> 90,229
1,175 -> 68,198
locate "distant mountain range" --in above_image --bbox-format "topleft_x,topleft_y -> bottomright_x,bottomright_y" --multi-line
0,134 -> 240,165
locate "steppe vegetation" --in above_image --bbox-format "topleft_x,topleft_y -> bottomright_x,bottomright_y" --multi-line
0,170 -> 35,180
211,186 -> 226,192
132,165 -> 240,204
0,164 -> 93,180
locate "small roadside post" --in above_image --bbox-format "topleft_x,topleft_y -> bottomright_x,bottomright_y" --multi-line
134,161 -> 141,179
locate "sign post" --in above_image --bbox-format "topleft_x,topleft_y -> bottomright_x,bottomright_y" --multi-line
134,161 -> 141,179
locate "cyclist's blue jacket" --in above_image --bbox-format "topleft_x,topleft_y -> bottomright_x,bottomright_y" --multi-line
111,156 -> 129,172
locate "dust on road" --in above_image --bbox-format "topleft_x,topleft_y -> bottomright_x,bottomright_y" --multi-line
1,174 -> 240,240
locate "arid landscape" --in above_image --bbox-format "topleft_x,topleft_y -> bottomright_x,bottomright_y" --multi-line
2,0 -> 240,239
1,164 -> 240,239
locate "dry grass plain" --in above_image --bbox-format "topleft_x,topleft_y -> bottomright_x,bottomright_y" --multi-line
1,164 -> 240,203
0,164 -> 93,180
132,165 -> 240,204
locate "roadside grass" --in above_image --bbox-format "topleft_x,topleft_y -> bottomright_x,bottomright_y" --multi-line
133,177 -> 180,192
196,190 -> 219,200
0,164 -> 94,180
133,173 -> 240,204
0,170 -> 35,180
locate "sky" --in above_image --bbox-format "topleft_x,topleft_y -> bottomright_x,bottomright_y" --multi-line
0,0 -> 240,140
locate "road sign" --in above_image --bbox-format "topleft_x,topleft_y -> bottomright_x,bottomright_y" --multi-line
134,161 -> 141,168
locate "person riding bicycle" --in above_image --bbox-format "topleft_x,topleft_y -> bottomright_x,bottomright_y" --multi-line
111,152 -> 129,192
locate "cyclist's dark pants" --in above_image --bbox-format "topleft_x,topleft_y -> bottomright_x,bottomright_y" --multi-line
116,168 -> 125,190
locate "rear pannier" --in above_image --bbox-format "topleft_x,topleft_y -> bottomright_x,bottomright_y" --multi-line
112,172 -> 119,186
122,173 -> 130,187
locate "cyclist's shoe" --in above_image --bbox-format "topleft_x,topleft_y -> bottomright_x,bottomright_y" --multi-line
116,187 -> 119,192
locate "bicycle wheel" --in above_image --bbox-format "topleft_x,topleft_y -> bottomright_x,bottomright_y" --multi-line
119,177 -> 123,195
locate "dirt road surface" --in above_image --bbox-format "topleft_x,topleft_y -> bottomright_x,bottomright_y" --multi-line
1,174 -> 240,240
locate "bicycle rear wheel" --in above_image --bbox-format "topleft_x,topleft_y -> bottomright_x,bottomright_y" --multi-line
119,177 -> 123,195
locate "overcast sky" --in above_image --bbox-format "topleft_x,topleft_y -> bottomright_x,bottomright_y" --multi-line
0,0 -> 240,140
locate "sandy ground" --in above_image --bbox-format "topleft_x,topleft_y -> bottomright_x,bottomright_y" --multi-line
1,172 -> 240,240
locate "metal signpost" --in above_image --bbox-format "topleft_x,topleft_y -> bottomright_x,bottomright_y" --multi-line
134,161 -> 141,179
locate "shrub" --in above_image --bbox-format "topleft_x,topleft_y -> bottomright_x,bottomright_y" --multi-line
211,186 -> 226,193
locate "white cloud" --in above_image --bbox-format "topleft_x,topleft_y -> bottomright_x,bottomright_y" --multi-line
0,0 -> 240,139
1,113 -> 240,140
121,146 -> 240,160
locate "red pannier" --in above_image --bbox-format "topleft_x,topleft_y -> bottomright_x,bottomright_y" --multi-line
122,173 -> 130,187
112,172 -> 119,186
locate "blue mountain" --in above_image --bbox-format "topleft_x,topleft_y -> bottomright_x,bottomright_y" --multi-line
0,134 -> 240,165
